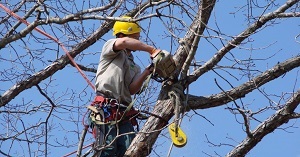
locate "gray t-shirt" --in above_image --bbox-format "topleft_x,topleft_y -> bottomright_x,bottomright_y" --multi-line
95,39 -> 141,104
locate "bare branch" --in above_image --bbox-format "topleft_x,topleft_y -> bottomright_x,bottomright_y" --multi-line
226,90 -> 300,156
187,0 -> 300,84
187,55 -> 300,110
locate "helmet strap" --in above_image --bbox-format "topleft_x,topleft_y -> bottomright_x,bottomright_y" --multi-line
116,33 -> 127,38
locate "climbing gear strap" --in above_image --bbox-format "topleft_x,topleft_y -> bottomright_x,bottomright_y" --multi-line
167,84 -> 187,147
87,96 -> 139,126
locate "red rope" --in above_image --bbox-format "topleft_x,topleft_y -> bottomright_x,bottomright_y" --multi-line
0,4 -> 95,91
0,3 -> 96,156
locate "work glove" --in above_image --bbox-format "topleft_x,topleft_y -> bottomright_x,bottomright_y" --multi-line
151,50 -> 176,80
146,63 -> 154,73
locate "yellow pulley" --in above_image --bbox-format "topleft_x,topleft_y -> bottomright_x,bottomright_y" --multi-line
168,122 -> 187,147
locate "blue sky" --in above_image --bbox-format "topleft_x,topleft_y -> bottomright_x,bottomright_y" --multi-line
1,1 -> 300,157
147,1 -> 300,157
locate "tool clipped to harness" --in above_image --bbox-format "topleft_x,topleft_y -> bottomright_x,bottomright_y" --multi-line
168,122 -> 187,147
87,104 -> 106,125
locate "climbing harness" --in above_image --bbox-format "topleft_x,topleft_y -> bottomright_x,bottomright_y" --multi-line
86,92 -> 156,154
167,83 -> 187,148
87,95 -> 140,128
1,3 -> 182,155
87,50 -> 177,154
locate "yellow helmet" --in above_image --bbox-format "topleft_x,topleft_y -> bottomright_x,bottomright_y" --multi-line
113,16 -> 141,36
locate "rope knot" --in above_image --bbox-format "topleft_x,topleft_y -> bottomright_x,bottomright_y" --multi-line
167,83 -> 186,132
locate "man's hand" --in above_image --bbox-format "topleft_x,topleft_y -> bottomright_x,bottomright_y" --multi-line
146,63 -> 154,74
150,49 -> 162,59
151,50 -> 176,79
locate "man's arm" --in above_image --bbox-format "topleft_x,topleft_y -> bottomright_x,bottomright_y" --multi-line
129,65 -> 153,95
113,37 -> 158,94
113,37 -> 160,57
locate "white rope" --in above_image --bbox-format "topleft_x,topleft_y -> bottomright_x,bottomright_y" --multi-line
167,83 -> 186,157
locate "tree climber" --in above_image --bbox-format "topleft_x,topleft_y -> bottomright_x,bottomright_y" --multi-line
90,16 -> 161,157
88,15 -> 176,157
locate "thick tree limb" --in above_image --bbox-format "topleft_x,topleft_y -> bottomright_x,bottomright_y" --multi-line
0,1 -> 117,48
173,0 -> 216,75
226,90 -> 300,157
0,0 -> 168,108
125,0 -> 216,156
187,0 -> 300,84
187,55 -> 300,110
125,0 -> 299,156
0,21 -> 113,107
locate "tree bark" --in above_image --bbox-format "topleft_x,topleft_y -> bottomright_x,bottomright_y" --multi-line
125,0 -> 216,156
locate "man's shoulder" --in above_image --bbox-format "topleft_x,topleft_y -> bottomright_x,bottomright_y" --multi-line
102,38 -> 119,56
105,38 -> 117,44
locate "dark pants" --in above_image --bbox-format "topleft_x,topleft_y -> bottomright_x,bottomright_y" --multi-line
96,121 -> 135,157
